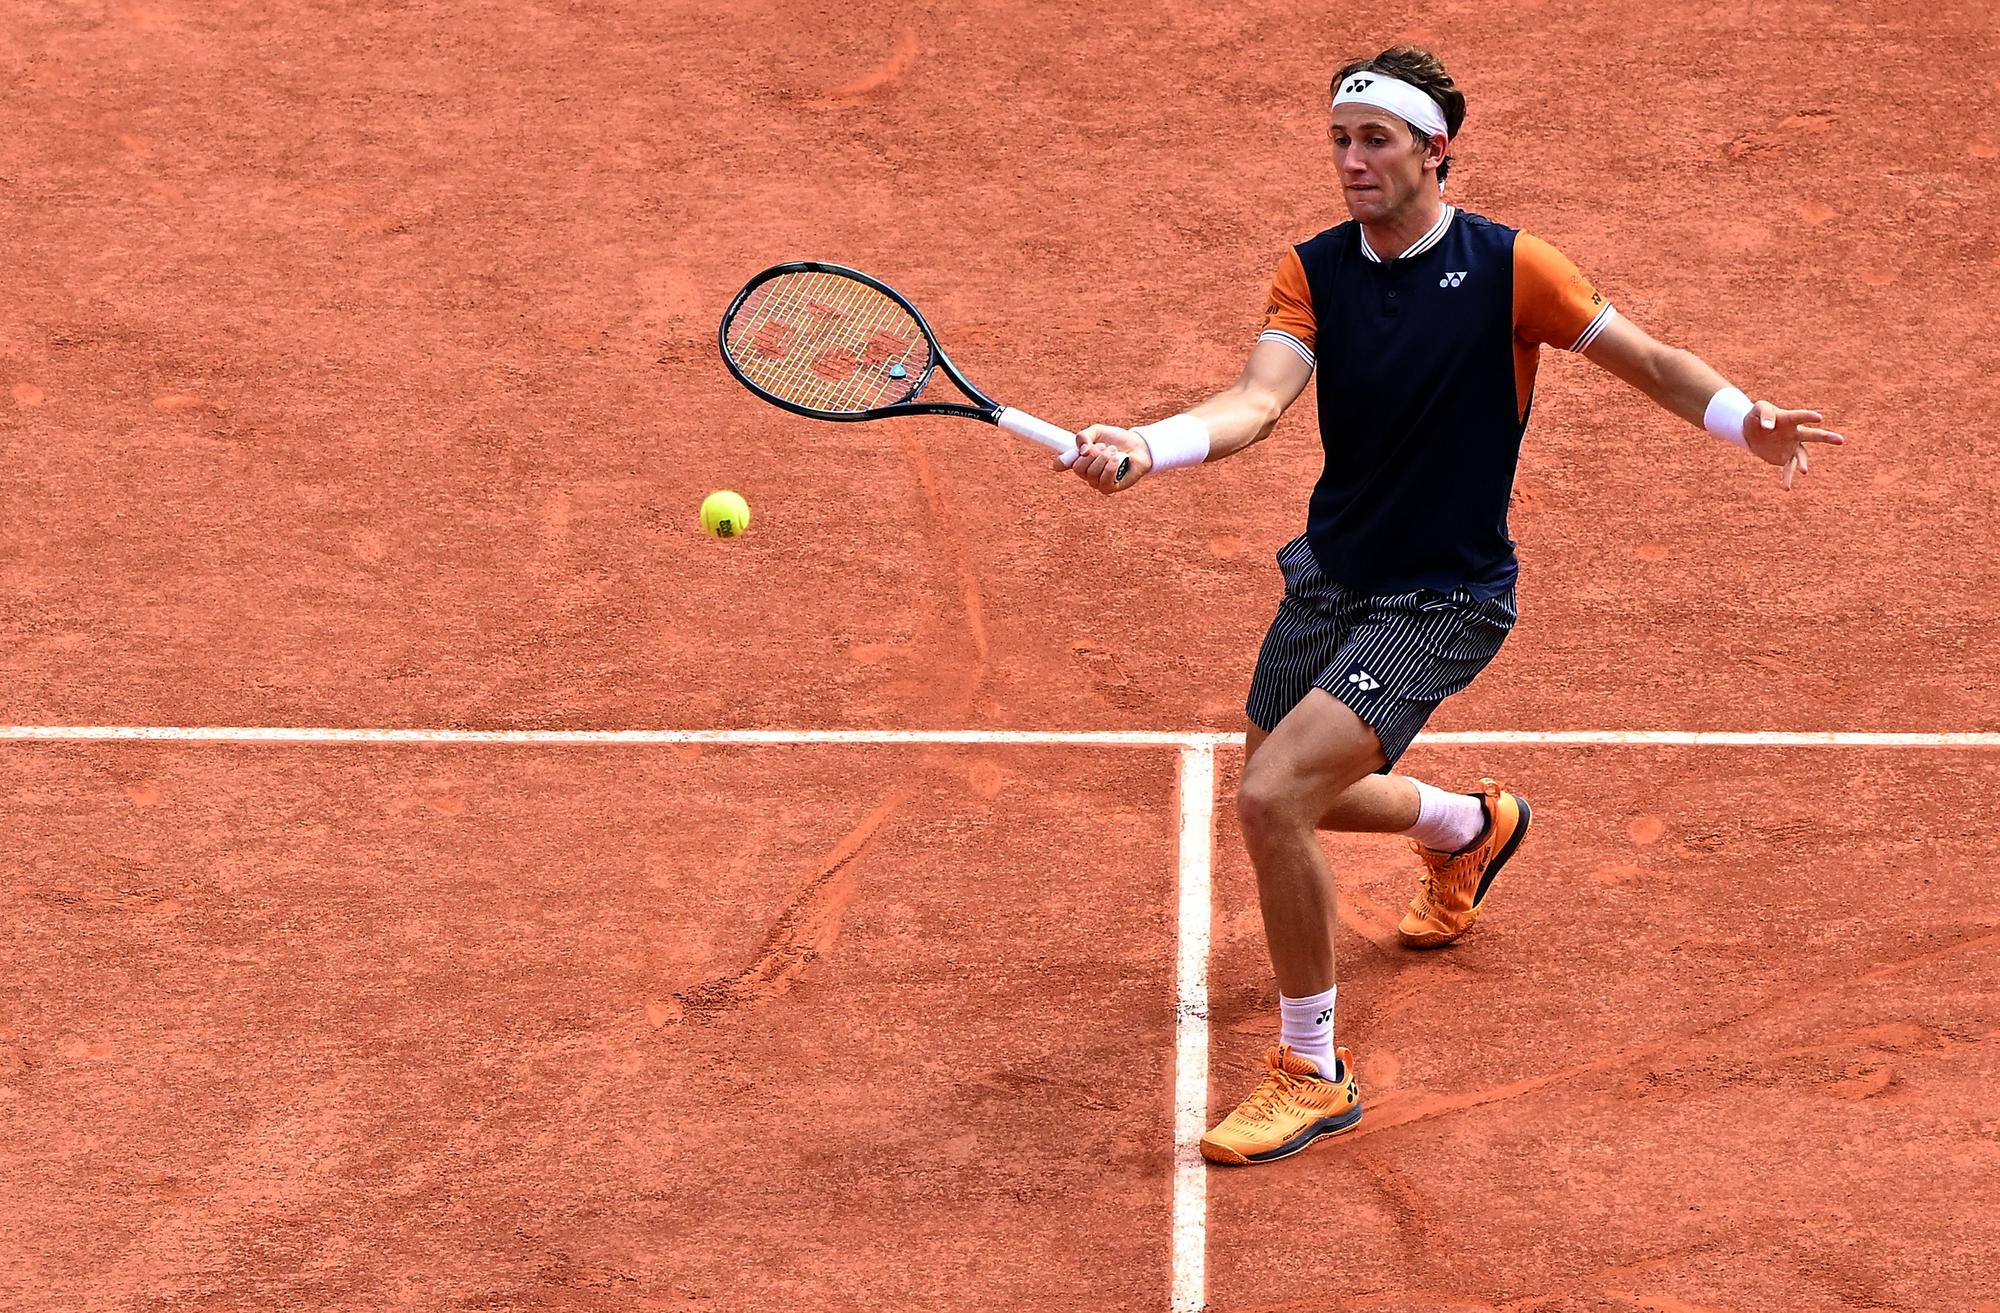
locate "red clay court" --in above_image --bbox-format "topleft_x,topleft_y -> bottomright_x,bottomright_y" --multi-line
4,2 -> 1998,1311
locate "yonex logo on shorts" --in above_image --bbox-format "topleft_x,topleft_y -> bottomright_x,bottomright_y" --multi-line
1440,271 -> 1469,288
1347,670 -> 1381,692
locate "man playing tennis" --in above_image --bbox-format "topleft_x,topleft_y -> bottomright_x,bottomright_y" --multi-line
1061,46 -> 1843,1165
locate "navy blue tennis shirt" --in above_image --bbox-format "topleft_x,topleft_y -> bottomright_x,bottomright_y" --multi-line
1259,206 -> 1616,599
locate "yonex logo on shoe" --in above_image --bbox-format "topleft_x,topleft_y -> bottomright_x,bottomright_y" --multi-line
1347,670 -> 1381,692
1440,271 -> 1469,287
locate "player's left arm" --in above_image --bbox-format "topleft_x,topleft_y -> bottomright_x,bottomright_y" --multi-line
1582,314 -> 1845,491
1514,231 -> 1845,491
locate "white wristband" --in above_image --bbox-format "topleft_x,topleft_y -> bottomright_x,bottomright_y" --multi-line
1132,413 -> 1212,472
1704,386 -> 1753,449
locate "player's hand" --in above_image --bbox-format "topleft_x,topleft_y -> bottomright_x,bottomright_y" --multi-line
1743,401 -> 1845,491
1055,424 -> 1152,495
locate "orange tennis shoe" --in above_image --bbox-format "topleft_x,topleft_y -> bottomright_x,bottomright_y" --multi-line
1199,1045 -> 1362,1165
1398,777 -> 1531,948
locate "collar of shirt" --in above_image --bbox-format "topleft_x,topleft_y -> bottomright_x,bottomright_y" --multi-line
1359,205 -> 1456,264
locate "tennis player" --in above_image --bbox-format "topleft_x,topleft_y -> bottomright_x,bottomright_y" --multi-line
1061,46 -> 1843,1165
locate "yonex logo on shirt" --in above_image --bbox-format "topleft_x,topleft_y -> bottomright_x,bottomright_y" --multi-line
1440,271 -> 1469,288
1347,670 -> 1381,692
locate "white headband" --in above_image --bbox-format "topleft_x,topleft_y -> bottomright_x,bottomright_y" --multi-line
1332,72 -> 1449,141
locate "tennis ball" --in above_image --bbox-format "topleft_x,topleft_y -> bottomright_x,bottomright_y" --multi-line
700,489 -> 751,539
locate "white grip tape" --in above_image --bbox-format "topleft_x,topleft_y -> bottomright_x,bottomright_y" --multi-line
998,407 -> 1080,466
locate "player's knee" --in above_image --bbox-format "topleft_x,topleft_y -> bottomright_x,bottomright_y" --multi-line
1236,766 -> 1313,846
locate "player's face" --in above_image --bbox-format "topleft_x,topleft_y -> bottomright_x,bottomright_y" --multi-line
1330,110 -> 1439,223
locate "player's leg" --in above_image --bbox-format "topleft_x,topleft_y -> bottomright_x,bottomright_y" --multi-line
1237,537 -> 1369,1001
1206,578 -> 1524,1163
1310,584 -> 1530,947
1205,543 -> 1371,1166
1203,692 -> 1373,1165
1251,719 -> 1483,841
1235,689 -> 1382,997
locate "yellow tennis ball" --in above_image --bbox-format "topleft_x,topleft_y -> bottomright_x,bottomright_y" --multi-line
700,490 -> 751,539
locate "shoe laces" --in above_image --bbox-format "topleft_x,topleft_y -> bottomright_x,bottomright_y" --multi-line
1409,838 -> 1476,914
1407,841 -> 1449,917
1241,1048 -> 1307,1122
1408,882 -> 1436,921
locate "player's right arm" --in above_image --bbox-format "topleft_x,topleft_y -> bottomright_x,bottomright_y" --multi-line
1064,341 -> 1313,492
1063,250 -> 1318,494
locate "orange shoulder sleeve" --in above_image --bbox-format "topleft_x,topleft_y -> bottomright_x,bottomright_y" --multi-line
1259,248 -> 1316,363
1514,232 -> 1615,351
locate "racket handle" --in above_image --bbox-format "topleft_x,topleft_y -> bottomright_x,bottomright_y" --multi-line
997,407 -> 1080,466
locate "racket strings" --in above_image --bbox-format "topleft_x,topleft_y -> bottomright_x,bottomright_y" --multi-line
724,271 -> 931,414
752,273 -> 922,410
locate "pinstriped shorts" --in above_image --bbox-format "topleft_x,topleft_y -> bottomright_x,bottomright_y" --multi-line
1245,534 -> 1517,769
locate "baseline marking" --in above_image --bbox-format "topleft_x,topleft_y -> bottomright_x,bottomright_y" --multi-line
3,726 -> 1997,748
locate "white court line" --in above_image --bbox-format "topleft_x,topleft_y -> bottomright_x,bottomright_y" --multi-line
3,726 -> 1999,748
0,725 -> 1201,747
1171,744 -> 1215,1313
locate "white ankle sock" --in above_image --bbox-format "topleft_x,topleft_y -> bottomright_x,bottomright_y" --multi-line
1278,985 -> 1338,1076
1404,779 -> 1487,853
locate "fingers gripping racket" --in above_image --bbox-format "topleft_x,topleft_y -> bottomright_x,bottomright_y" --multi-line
719,262 -> 1127,480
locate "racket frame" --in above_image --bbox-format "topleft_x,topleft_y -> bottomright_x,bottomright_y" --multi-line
719,261 -> 1001,424
717,261 -> 1097,471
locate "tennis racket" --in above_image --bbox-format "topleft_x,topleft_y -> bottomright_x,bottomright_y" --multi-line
718,261 -> 1126,481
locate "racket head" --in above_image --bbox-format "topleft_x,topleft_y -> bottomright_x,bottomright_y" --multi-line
719,263 -> 958,421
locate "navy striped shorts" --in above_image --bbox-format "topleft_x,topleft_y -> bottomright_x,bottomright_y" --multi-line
1245,534 -> 1517,769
